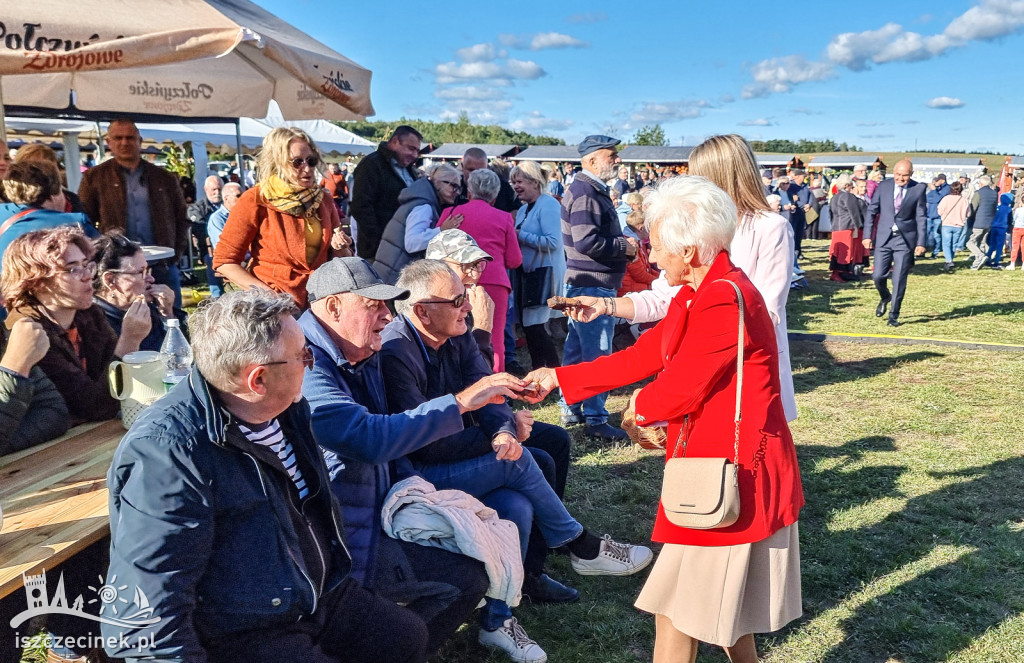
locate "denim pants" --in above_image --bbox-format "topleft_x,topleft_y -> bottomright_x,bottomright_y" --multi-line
926,218 -> 942,255
558,284 -> 617,425
415,449 -> 584,630
203,253 -> 224,298
940,225 -> 961,263
987,228 -> 1007,264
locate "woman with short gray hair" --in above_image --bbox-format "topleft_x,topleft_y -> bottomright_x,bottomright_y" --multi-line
436,166 -> 522,372
525,175 -> 804,663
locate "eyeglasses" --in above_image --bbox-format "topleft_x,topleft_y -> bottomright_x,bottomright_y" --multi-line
417,293 -> 467,308
458,261 -> 485,275
108,266 -> 152,278
437,179 -> 461,189
289,156 -> 319,170
60,261 -> 97,279
261,346 -> 315,370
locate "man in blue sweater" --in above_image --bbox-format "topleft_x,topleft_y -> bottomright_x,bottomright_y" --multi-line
559,135 -> 637,440
299,257 -> 553,662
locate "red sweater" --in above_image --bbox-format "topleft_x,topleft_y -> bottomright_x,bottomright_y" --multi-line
617,241 -> 659,297
558,252 -> 804,546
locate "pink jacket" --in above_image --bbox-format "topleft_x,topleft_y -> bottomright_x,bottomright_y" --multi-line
439,200 -> 523,290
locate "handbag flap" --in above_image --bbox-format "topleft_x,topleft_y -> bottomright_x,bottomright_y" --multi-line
662,457 -> 730,515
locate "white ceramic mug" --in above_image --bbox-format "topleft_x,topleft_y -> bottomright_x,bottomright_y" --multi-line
108,350 -> 165,429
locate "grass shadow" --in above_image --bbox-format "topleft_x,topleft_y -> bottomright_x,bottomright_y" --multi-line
791,342 -> 944,393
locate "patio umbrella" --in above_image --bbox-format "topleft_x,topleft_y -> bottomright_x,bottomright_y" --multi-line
0,0 -> 374,128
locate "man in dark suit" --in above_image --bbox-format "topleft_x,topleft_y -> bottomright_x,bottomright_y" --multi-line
864,159 -> 927,327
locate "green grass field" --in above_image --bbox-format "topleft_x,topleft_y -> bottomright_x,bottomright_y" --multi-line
433,244 -> 1024,662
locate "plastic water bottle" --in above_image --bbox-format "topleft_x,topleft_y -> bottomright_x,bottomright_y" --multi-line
160,319 -> 193,390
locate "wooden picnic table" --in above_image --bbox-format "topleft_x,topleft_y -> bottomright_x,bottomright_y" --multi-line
0,419 -> 123,600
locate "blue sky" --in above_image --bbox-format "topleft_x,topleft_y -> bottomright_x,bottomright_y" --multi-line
255,0 -> 1024,153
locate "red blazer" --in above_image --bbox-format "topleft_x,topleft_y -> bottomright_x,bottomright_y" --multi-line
558,252 -> 803,546
212,185 -> 340,308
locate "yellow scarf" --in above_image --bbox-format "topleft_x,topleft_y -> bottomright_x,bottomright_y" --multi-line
261,175 -> 325,220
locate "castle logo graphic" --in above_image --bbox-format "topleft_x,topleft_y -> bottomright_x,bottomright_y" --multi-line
9,568 -> 161,629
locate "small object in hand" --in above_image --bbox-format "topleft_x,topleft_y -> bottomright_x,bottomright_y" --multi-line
620,400 -> 667,450
547,296 -> 583,311
520,381 -> 542,399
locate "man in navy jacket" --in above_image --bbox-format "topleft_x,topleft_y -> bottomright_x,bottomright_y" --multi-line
103,289 -> 427,663
298,257 -> 527,657
864,159 -> 928,327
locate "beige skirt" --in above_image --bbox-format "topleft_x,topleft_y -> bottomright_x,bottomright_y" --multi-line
634,522 -> 802,648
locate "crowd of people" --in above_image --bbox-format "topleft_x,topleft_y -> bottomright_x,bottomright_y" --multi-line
8,116 -> 1018,663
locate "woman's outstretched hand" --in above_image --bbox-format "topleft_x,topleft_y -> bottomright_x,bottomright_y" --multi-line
521,367 -> 559,403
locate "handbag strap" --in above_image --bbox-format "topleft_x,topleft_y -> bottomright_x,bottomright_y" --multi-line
670,278 -> 745,465
0,208 -> 37,237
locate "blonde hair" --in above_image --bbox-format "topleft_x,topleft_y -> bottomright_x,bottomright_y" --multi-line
509,160 -> 548,191
14,143 -> 61,168
2,226 -> 93,311
687,134 -> 769,218
2,161 -> 61,206
833,173 -> 853,191
256,127 -> 321,188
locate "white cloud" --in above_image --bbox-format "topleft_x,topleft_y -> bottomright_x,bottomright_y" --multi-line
927,96 -> 965,109
629,99 -> 711,123
791,107 -> 822,115
744,0 -> 1024,97
508,111 -> 575,133
742,55 -> 834,98
738,118 -> 775,127
566,11 -> 607,23
434,59 -> 545,84
529,32 -> 589,50
498,33 -> 523,47
434,86 -> 509,101
720,93 -> 735,103
454,43 -> 506,63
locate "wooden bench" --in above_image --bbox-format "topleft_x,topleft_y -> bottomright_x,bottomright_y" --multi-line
0,420 -> 124,600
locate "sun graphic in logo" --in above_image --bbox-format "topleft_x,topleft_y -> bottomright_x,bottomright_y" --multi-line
88,574 -> 129,616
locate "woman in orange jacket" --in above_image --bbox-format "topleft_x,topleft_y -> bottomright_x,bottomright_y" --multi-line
213,127 -> 352,308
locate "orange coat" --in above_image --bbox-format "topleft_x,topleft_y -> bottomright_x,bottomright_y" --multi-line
212,185 -> 340,308
558,252 -> 804,546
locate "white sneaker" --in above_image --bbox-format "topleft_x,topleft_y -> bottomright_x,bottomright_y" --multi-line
479,617 -> 547,663
1007,263 -> 1016,271
570,534 -> 654,576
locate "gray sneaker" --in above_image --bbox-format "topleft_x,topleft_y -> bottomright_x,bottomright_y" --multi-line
479,617 -> 547,663
570,534 -> 654,576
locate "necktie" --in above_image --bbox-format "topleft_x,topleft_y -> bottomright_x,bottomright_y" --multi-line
894,186 -> 904,214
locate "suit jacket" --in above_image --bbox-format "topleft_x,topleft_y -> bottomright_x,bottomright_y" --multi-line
557,252 -> 804,547
865,178 -> 927,248
78,159 -> 190,258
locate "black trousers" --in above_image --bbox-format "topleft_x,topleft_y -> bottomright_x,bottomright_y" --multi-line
873,232 -> 913,321
371,536 -> 488,657
523,323 -> 560,369
205,577 -> 428,663
523,421 -> 572,575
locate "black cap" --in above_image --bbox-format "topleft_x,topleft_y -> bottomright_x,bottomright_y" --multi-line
577,135 -> 621,157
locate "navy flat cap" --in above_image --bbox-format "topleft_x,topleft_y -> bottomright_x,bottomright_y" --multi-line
578,135 -> 621,157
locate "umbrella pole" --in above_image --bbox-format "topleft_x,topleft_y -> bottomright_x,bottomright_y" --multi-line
0,76 -> 6,145
235,121 -> 247,188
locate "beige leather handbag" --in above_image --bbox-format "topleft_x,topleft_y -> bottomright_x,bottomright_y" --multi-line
660,280 -> 744,530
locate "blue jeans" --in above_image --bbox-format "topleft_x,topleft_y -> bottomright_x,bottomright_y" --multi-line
940,226 -> 961,263
558,284 -> 617,425
987,228 -> 1007,265
926,218 -> 942,255
955,223 -> 970,252
415,449 -> 583,630
203,254 -> 224,298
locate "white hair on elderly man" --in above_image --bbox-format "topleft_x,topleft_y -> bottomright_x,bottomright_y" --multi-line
467,168 -> 501,203
393,259 -> 458,317
644,175 -> 738,265
188,288 -> 299,390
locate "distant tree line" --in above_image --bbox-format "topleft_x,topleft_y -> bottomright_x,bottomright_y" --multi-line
748,139 -> 862,153
338,112 -> 564,147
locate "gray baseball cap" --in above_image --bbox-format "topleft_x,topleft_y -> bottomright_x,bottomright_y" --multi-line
425,229 -> 493,264
307,257 -> 409,302
578,134 -> 620,157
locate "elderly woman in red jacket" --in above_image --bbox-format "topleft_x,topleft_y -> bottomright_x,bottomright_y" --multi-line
525,176 -> 804,663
